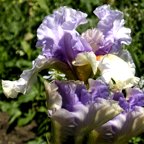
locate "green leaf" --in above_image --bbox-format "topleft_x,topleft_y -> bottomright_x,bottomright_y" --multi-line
18,109 -> 36,126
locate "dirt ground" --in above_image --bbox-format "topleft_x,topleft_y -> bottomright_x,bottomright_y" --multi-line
0,112 -> 36,144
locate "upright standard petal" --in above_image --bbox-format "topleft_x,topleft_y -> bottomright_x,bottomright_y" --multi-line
54,6 -> 88,30
93,5 -> 131,54
81,28 -> 104,53
36,6 -> 91,66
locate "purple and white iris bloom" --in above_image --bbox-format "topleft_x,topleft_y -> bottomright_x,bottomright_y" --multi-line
94,88 -> 144,144
1,4 -> 143,144
1,5 -> 137,97
45,79 -> 122,143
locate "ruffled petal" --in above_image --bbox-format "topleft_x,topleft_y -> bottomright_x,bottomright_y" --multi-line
88,79 -> 110,100
94,113 -> 126,144
44,81 -> 62,113
95,107 -> 144,144
98,54 -> 139,91
77,98 -> 122,134
2,78 -> 27,98
36,6 -> 91,65
81,28 -> 104,53
52,6 -> 88,30
127,88 -> 144,108
2,55 -> 49,98
94,5 -> 131,54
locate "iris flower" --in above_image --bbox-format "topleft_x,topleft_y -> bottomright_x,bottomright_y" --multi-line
45,79 -> 122,144
2,5 -> 136,98
1,5 -> 142,144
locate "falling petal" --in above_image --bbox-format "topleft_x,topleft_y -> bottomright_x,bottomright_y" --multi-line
2,55 -> 48,98
2,55 -> 76,98
98,54 -> 139,91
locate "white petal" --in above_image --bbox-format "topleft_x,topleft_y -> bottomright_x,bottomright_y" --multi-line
2,79 -> 23,98
2,55 -> 50,98
44,81 -> 62,112
98,54 -> 139,90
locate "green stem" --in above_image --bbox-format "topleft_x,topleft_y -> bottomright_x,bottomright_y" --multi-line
75,134 -> 85,144
87,130 -> 99,144
52,120 -> 61,144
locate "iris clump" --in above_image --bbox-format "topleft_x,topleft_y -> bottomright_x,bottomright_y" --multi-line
2,4 -> 144,144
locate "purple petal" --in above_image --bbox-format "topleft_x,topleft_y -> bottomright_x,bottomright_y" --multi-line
113,92 -> 130,111
88,79 -> 110,100
95,113 -> 126,144
51,103 -> 88,143
55,80 -> 86,111
46,80 -> 122,140
79,79 -> 110,105
36,7 -> 91,66
57,32 -> 91,66
113,88 -> 144,111
94,5 -> 131,54
95,106 -> 144,144
127,88 -> 144,108
52,6 -> 88,30
51,108 -> 77,143
80,88 -> 91,105
80,98 -> 122,132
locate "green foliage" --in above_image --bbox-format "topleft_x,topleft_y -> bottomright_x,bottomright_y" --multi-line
129,137 -> 144,144
1,0 -> 144,143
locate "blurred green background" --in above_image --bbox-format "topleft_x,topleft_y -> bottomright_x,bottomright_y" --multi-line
0,0 -> 144,143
